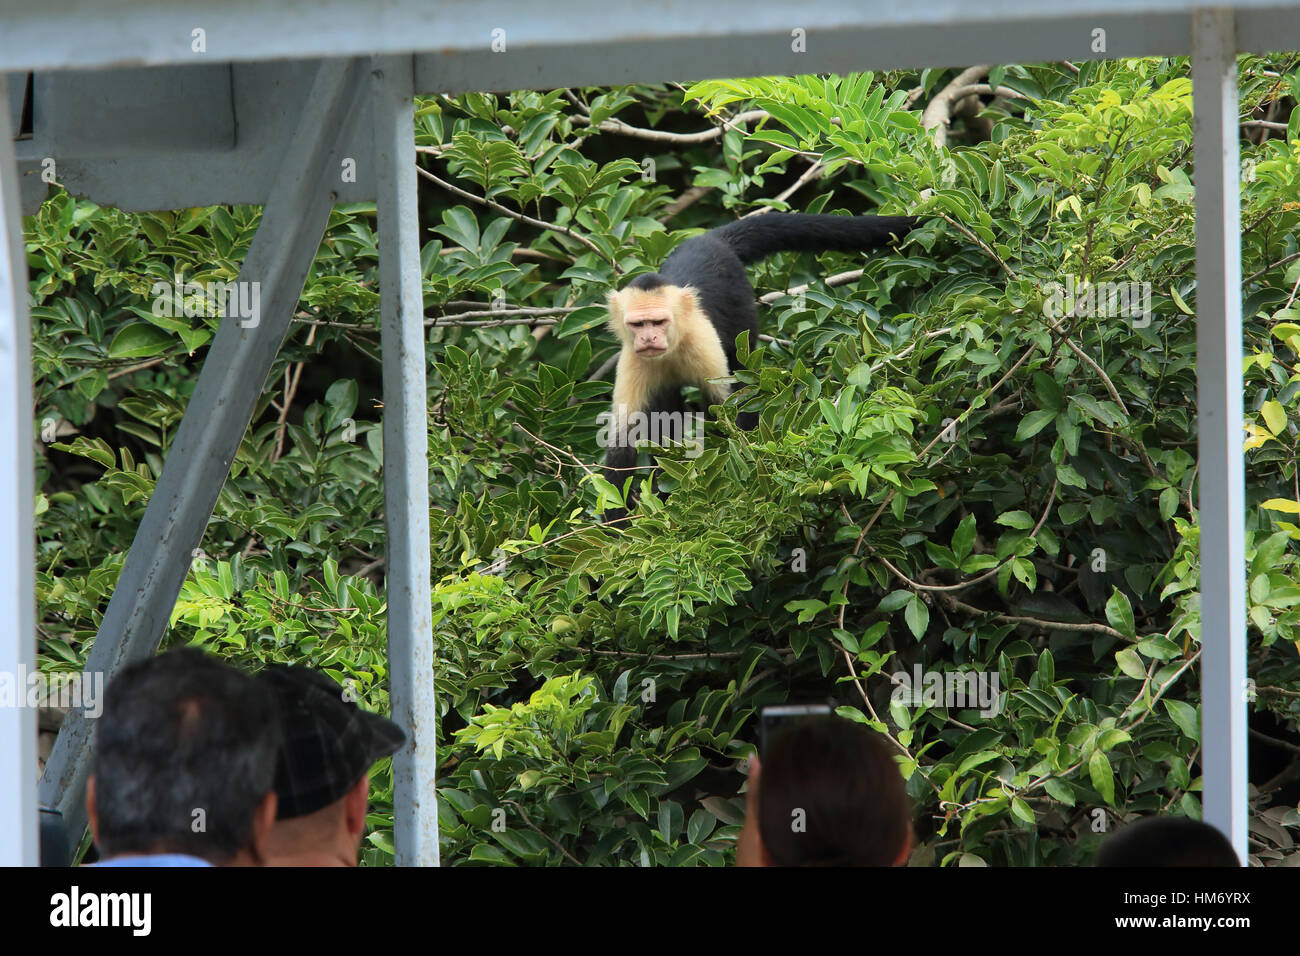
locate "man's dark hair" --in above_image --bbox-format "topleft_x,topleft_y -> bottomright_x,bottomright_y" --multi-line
1097,816 -> 1240,867
758,715 -> 911,866
91,647 -> 281,863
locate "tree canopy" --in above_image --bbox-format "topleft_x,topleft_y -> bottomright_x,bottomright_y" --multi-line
29,55 -> 1300,865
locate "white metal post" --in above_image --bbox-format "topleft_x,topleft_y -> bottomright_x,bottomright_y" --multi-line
372,54 -> 439,866
0,72 -> 39,867
1192,9 -> 1248,864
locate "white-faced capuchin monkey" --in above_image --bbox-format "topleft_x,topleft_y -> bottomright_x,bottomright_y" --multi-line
602,212 -> 917,516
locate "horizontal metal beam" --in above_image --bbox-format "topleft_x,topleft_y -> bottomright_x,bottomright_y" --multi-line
0,0 -> 1298,75
13,62 -> 375,214
422,7 -> 1300,94
11,0 -> 1300,215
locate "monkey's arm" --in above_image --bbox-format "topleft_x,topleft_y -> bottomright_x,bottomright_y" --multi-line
603,350 -> 645,503
602,378 -> 688,519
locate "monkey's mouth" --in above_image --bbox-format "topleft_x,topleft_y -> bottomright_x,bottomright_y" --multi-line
637,347 -> 667,358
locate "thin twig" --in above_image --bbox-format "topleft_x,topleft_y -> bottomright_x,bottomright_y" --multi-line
940,594 -> 1133,641
863,477 -> 1058,594
417,167 -> 617,271
757,269 -> 866,304
513,423 -> 596,479
571,109 -> 771,144
273,324 -> 316,462
1246,250 -> 1300,286
502,799 -> 583,865
743,159 -> 827,217
583,648 -> 745,660
440,245 -> 566,263
942,211 -> 1130,415
106,356 -> 169,381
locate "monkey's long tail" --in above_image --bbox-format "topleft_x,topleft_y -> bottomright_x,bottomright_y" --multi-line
713,213 -> 918,264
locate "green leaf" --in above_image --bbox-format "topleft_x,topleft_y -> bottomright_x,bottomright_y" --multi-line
1015,409 -> 1057,441
108,323 -> 175,359
686,809 -> 716,844
1115,646 -> 1146,680
1055,462 -> 1087,489
53,437 -> 115,469
996,510 -> 1034,530
956,750 -> 1001,775
1098,729 -> 1131,751
657,799 -> 684,844
1159,486 -> 1179,520
1088,750 -> 1115,805
1069,393 -> 1122,426
904,594 -> 929,639
554,305 -> 609,338
1165,699 -> 1199,741
435,206 -> 481,250
952,513 -> 977,562
1031,372 -> 1066,412
1261,399 -> 1287,437
1105,587 -> 1136,639
1010,797 -> 1036,824
1058,502 -> 1088,524
1251,531 -> 1290,577
1043,777 -> 1076,806
878,590 -> 912,613
468,844 -> 512,865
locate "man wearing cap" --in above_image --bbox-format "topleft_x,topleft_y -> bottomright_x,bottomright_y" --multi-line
259,665 -> 407,867
86,648 -> 282,867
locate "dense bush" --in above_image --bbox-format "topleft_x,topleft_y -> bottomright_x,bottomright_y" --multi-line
30,56 -> 1300,865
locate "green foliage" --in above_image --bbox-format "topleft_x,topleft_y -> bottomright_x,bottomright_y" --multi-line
30,55 -> 1300,866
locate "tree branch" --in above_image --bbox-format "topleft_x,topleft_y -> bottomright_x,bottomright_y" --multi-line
571,109 -> 771,144
921,65 -> 991,147
417,166 -> 617,271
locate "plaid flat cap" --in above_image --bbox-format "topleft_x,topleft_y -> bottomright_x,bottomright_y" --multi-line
260,665 -> 407,820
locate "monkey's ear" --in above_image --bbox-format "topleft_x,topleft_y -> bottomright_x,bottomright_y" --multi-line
606,289 -> 625,333
674,287 -> 697,314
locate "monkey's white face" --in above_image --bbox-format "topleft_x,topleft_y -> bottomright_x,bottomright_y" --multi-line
625,310 -> 673,358
609,285 -> 697,362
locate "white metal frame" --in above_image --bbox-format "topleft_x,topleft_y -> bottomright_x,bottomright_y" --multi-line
0,71 -> 39,869
2,1 -> 1295,866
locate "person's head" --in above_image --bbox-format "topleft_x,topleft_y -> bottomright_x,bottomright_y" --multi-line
737,715 -> 912,866
86,647 -> 281,865
1097,816 -> 1240,867
260,665 -> 406,866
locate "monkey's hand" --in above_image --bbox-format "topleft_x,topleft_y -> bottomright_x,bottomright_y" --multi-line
602,446 -> 639,527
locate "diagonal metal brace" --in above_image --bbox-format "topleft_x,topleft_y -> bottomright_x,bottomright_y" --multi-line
39,57 -> 368,844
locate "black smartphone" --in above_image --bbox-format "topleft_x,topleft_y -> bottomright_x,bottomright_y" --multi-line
759,703 -> 832,756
